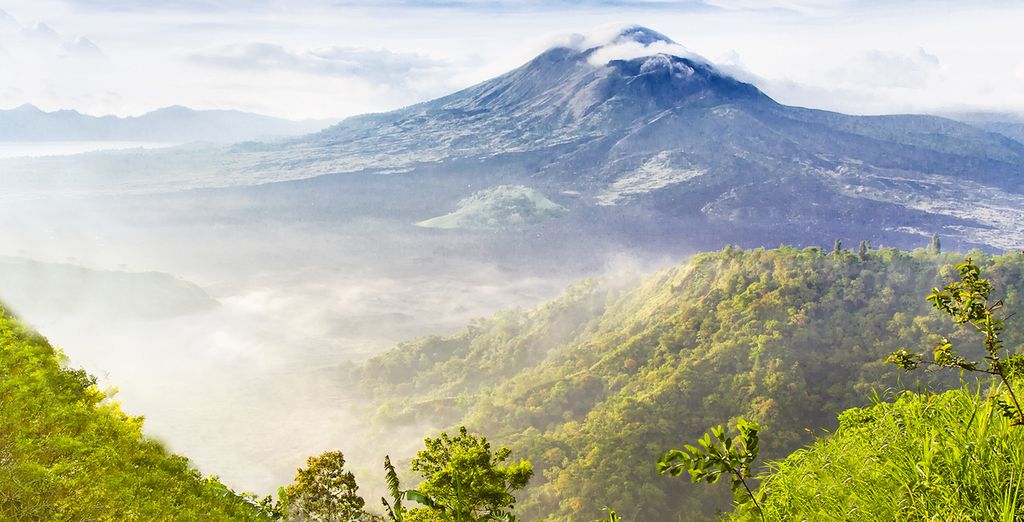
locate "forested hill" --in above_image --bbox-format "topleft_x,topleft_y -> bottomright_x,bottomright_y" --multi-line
0,304 -> 265,520
354,246 -> 1024,521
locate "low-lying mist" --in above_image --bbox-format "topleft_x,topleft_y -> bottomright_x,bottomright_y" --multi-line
0,189 -> 677,496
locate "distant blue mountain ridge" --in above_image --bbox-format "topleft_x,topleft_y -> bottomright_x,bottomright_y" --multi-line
0,103 -> 336,143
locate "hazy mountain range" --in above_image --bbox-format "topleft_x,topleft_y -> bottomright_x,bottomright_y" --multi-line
943,111 -> 1024,146
0,103 -> 336,143
4,25 -> 1021,252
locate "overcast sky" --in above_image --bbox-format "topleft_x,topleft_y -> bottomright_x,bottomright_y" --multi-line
0,0 -> 1022,120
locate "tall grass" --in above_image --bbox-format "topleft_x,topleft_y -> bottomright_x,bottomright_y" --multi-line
732,385 -> 1024,521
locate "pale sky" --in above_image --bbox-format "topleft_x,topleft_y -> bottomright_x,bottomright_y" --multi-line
0,0 -> 1022,120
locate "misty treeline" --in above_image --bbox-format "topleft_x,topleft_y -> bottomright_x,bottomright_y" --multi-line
5,244 -> 1024,520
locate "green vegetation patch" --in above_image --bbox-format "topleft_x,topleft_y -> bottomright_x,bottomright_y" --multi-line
736,387 -> 1024,521
0,304 -> 264,520
416,185 -> 566,230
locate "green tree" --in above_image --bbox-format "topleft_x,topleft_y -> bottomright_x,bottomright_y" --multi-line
659,418 -> 764,521
280,451 -> 367,521
929,233 -> 941,254
858,241 -> 868,256
408,426 -> 533,521
833,239 -> 842,254
888,257 -> 1024,424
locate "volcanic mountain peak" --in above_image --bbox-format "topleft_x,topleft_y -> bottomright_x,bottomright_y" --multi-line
560,24 -> 713,72
608,25 -> 676,46
309,24 -> 768,155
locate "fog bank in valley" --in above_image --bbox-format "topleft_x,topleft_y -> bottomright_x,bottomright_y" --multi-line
0,193 -> 636,494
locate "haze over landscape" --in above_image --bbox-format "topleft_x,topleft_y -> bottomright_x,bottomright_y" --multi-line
2,1 -> 1024,521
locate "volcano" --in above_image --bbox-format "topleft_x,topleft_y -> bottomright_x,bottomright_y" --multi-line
228,24 -> 1022,252
7,25 -> 1024,252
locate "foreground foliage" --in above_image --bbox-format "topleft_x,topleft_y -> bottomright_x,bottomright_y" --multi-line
889,257 -> 1024,424
659,419 -> 763,518
733,387 -> 1024,521
0,304 -> 265,520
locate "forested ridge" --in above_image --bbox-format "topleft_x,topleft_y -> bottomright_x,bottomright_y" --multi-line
355,246 -> 1024,521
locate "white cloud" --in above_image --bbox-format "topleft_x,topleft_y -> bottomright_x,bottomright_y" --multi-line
0,0 -> 1022,118
189,43 -> 447,87
0,7 -> 19,29
531,23 -> 711,68
588,39 -> 709,66
703,0 -> 849,15
827,47 -> 940,89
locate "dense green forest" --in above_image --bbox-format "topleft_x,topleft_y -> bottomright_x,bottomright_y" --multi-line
0,303 -> 266,520
355,246 -> 1024,521
5,245 -> 1024,520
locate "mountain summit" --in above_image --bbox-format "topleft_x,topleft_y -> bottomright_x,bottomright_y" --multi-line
611,25 -> 676,45
303,25 -> 767,167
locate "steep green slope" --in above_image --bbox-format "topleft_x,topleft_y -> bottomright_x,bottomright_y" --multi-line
355,247 -> 1024,521
732,386 -> 1024,521
0,303 -> 264,520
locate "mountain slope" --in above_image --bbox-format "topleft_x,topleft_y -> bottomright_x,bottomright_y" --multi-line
0,103 -> 334,143
0,303 -> 265,519
416,185 -> 566,229
352,247 -> 1024,521
948,111 -> 1024,145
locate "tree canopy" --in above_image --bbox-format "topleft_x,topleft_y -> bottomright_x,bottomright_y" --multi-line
407,426 -> 533,522
280,451 -> 368,521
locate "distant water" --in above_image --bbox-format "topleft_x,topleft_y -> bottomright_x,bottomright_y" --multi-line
0,141 -> 179,159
